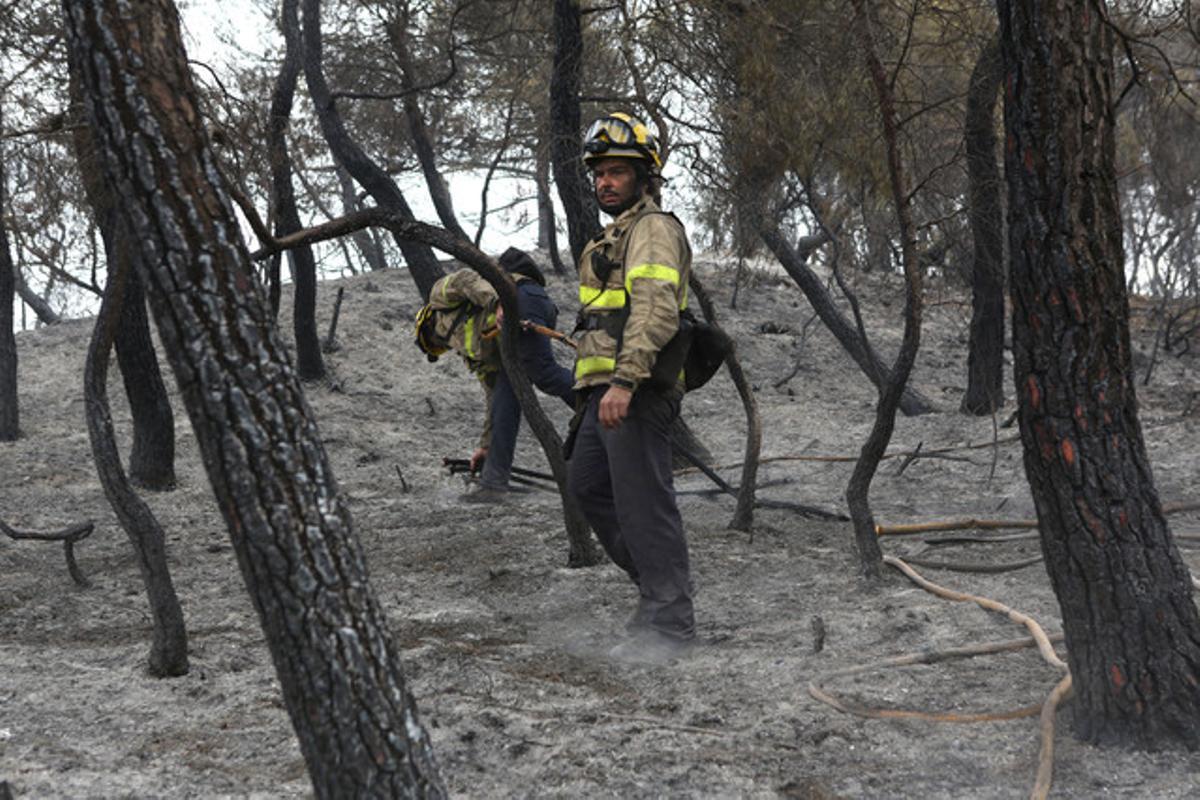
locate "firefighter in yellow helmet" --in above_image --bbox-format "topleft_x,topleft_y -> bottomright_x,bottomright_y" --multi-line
565,111 -> 696,663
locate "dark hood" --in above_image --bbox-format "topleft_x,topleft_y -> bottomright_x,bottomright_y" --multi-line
498,247 -> 546,286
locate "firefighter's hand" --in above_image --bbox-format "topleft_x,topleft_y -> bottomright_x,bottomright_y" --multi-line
469,447 -> 488,473
599,385 -> 632,430
495,305 -> 505,327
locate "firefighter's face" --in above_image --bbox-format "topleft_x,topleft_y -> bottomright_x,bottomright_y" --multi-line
592,158 -> 641,215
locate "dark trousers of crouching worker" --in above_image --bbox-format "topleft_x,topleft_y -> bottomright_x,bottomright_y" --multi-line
480,283 -> 576,491
567,386 -> 696,641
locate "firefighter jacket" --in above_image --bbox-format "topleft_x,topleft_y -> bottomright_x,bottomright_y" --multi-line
428,268 -> 501,377
573,195 -> 691,391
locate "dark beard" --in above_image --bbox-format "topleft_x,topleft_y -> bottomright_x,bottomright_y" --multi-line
598,192 -> 640,216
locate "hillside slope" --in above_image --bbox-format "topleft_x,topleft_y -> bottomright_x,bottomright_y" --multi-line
2,259 -> 1198,798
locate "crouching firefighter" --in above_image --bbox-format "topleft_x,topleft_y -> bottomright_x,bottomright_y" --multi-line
566,111 -> 697,663
414,249 -> 575,503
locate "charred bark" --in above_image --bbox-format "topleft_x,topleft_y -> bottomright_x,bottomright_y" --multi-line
0,106 -> 17,441
272,0 -> 325,381
1000,0 -> 1200,748
83,218 -> 188,677
66,0 -> 446,793
536,137 -> 567,275
114,265 -> 176,490
13,268 -> 61,326
70,57 -> 176,489
844,0 -> 925,578
298,0 -> 444,299
961,33 -> 1006,415
760,227 -> 933,417
550,0 -> 599,266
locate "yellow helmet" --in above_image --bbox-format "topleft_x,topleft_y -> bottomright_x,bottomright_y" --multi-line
582,112 -> 662,171
414,303 -> 448,362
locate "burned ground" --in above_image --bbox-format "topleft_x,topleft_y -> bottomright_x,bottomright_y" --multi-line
2,260 -> 1198,798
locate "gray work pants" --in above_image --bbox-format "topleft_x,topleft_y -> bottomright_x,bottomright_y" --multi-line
567,386 -> 695,640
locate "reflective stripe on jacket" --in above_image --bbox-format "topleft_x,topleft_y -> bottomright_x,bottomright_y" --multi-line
428,268 -> 501,376
573,196 -> 691,390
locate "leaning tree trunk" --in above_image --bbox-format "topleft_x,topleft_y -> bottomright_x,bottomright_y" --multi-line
961,33 -> 1006,415
65,1 -> 447,794
83,212 -> 188,677
999,0 -> 1200,748
760,227 -> 933,416
388,17 -> 469,242
550,0 -> 600,266
13,269 -> 61,326
844,0 -> 924,578
272,0 -> 325,381
70,58 -> 176,489
298,0 -> 444,299
0,103 -> 17,442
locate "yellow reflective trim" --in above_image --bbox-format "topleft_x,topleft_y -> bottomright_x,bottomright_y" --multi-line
464,316 -> 477,359
624,263 -> 679,293
575,356 -> 616,380
579,285 -> 627,308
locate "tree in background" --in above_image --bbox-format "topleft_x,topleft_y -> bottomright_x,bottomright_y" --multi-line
270,0 -> 325,380
65,0 -> 446,792
550,0 -> 599,265
960,33 -> 1006,415
0,99 -> 17,442
1000,0 -> 1200,748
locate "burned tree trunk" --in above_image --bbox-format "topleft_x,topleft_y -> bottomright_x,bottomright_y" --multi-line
83,217 -> 188,677
113,265 -> 176,490
66,0 -> 446,793
387,16 -> 469,242
13,268 -> 61,327
535,139 -> 566,275
961,33 -> 1006,415
0,104 -> 17,442
550,0 -> 599,266
844,0 -> 925,578
70,59 -> 176,488
760,227 -> 933,416
272,0 -> 325,381
298,0 -> 444,300
1000,0 -> 1200,748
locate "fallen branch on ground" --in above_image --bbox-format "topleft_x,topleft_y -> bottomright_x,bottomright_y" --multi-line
877,500 -> 1196,537
672,440 -> 847,521
0,519 -> 95,587
681,435 -> 1024,475
900,552 -> 1044,575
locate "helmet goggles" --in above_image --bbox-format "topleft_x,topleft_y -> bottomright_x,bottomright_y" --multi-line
582,113 -> 662,170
